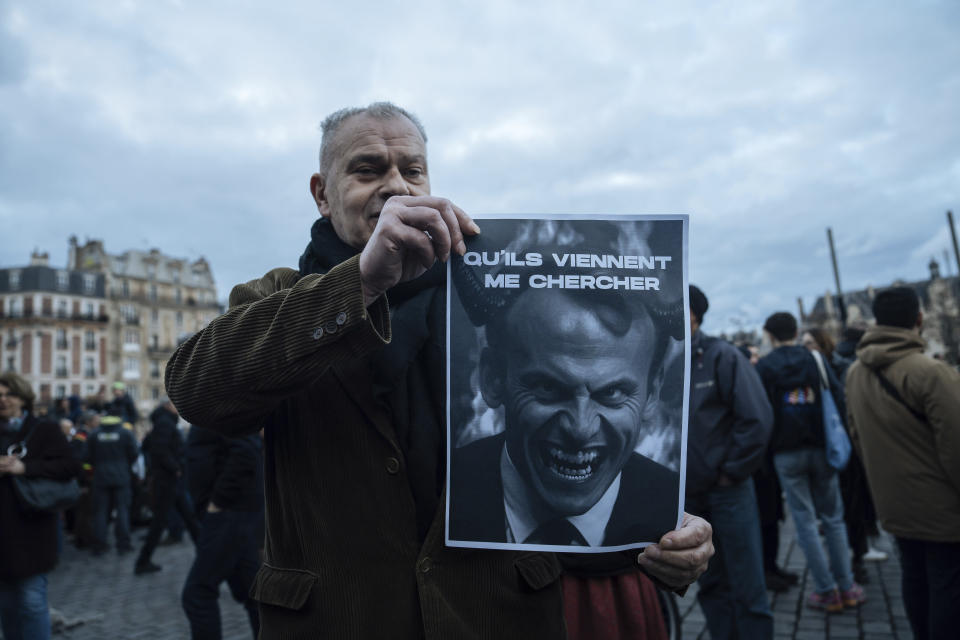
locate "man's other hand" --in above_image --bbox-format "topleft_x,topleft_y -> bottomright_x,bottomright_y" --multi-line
637,512 -> 713,590
359,196 -> 479,307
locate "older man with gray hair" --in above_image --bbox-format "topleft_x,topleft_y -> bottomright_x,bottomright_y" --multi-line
165,102 -> 713,639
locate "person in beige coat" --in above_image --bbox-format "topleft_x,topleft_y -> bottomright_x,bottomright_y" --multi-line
845,286 -> 960,640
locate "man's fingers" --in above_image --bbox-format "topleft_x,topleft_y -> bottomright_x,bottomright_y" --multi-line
660,513 -> 712,550
391,223 -> 438,270
451,202 -> 480,238
394,205 -> 455,261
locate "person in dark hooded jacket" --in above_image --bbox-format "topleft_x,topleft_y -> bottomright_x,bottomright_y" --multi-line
756,312 -> 863,613
686,286 -> 773,639
134,398 -> 199,574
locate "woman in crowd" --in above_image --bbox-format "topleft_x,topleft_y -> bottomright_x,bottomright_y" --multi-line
801,326 -> 883,583
0,373 -> 78,640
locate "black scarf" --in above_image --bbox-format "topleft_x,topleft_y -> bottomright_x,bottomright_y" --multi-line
299,218 -> 446,540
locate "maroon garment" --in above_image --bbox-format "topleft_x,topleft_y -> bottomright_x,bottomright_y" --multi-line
562,572 -> 668,640
0,414 -> 79,580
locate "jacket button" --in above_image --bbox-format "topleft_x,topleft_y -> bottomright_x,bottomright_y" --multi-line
385,457 -> 400,474
418,557 -> 432,574
336,311 -> 347,325
325,321 -> 338,334
312,327 -> 323,340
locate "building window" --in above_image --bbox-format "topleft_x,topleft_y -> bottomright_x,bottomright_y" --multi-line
55,384 -> 66,399
122,280 -> 130,298
56,299 -> 68,318
172,270 -> 180,284
124,329 -> 140,350
127,385 -> 139,401
84,356 -> 95,378
150,360 -> 161,379
151,386 -> 160,400
56,328 -> 68,350
8,298 -> 20,317
176,311 -> 183,328
9,270 -> 20,290
6,356 -> 15,372
56,355 -> 67,378
85,301 -> 95,318
149,284 -> 157,302
56,270 -> 69,291
150,334 -> 159,349
84,330 -> 96,351
147,263 -> 156,279
83,274 -> 96,295
5,329 -> 16,348
175,288 -> 182,304
120,304 -> 137,324
86,384 -> 96,396
151,309 -> 159,324
124,357 -> 139,377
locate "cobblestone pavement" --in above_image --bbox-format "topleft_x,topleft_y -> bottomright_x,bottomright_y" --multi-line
43,529 -> 253,640
678,517 -> 910,640
32,518 -> 907,639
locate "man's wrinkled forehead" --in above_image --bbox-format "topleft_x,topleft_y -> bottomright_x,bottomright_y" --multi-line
325,113 -> 426,173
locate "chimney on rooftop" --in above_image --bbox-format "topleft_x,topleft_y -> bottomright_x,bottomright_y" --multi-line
30,249 -> 49,266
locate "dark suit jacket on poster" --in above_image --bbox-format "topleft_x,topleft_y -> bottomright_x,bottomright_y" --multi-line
449,432 -> 680,546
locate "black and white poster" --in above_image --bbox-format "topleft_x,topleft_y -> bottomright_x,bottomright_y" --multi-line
445,214 -> 689,552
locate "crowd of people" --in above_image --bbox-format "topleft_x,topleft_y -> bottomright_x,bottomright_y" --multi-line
0,378 -> 263,640
1,101 -> 957,640
688,283 -> 958,640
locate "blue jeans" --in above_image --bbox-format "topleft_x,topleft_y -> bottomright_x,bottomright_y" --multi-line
0,574 -> 51,640
92,483 -> 132,550
181,510 -> 261,640
687,478 -> 773,640
774,448 -> 853,594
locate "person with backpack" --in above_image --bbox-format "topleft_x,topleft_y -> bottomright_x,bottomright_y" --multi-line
755,312 -> 864,613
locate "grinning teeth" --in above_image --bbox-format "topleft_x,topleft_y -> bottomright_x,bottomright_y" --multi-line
552,463 -> 593,478
549,447 -> 599,464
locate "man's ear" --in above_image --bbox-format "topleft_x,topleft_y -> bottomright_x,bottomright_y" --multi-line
310,173 -> 331,218
642,364 -> 665,421
478,347 -> 505,409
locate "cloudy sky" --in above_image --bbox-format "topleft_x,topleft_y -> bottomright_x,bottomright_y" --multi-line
1,0 -> 958,333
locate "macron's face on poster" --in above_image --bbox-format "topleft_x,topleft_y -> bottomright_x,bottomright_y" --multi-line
481,289 -> 658,517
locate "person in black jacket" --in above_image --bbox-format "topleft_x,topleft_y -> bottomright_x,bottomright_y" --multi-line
181,425 -> 263,640
86,414 -> 139,554
0,373 -> 79,640
134,398 -> 199,574
685,286 -> 774,640
756,312 -> 863,613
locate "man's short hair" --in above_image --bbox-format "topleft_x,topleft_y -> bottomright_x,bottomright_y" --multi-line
872,286 -> 920,329
689,285 -> 708,325
763,312 -> 798,342
318,102 -> 428,175
0,372 -> 35,412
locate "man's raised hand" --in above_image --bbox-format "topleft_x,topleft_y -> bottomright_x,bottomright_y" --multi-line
637,512 -> 714,590
359,196 -> 479,307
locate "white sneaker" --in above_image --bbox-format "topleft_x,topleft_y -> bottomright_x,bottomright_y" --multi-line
863,547 -> 888,562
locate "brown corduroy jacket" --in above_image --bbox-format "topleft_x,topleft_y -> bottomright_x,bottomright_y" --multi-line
166,255 -> 581,639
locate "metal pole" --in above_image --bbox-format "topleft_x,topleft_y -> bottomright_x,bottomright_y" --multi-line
948,210 -> 960,278
827,228 -> 847,328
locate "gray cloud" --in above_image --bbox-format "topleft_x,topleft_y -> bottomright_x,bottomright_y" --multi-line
1,0 -> 958,333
